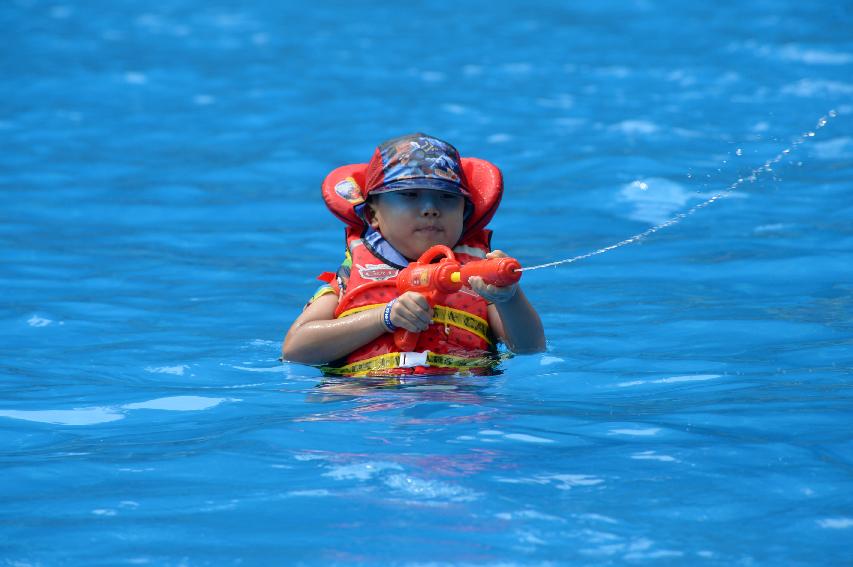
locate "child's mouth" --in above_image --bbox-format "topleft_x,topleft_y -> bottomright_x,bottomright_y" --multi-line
415,226 -> 443,234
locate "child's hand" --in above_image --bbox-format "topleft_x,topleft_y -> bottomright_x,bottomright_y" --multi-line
389,291 -> 434,332
469,250 -> 519,304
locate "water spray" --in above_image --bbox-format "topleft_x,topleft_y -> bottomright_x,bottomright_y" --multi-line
519,110 -> 838,272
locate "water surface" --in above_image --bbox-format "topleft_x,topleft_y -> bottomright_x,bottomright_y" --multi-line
1,0 -> 852,564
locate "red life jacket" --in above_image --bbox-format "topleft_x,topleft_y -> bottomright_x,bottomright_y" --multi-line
319,158 -> 503,377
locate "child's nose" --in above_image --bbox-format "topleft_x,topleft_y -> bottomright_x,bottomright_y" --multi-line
420,195 -> 440,216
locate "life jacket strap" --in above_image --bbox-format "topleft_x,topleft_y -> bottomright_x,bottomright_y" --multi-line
337,303 -> 386,318
432,305 -> 492,344
336,304 -> 492,344
322,350 -> 494,377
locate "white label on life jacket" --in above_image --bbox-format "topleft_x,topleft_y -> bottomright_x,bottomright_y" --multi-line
399,351 -> 429,368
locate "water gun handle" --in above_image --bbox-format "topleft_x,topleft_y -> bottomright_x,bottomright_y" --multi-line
393,288 -> 443,352
394,327 -> 420,352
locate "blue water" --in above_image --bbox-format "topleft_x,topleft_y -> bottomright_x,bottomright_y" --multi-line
2,0 -> 852,564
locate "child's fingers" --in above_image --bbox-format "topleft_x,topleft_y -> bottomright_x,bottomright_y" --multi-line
398,293 -> 432,321
401,291 -> 431,311
401,305 -> 431,331
470,276 -> 496,295
398,313 -> 430,332
470,276 -> 518,303
391,295 -> 433,331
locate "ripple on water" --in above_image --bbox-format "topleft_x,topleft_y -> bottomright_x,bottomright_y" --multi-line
383,474 -> 480,502
0,396 -> 231,426
734,40 -> 853,66
121,396 -> 230,411
810,137 -> 853,160
608,120 -> 659,136
285,489 -> 332,498
782,79 -> 853,97
608,427 -> 661,437
494,473 -> 604,491
616,374 -> 721,388
27,315 -> 54,327
579,535 -> 684,561
496,510 -> 565,522
321,461 -> 403,481
817,518 -> 853,529
145,365 -> 187,376
631,451 -> 678,463
0,407 -> 124,426
776,45 -> 853,65
457,429 -> 557,445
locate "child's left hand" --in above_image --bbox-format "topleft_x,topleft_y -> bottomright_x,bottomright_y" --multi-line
468,250 -> 519,304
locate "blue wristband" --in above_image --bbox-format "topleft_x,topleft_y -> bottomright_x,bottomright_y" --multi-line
383,299 -> 397,332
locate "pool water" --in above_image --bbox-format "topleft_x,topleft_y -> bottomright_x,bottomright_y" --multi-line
2,0 -> 852,564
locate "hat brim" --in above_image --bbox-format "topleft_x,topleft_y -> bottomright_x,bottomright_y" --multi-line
369,177 -> 471,199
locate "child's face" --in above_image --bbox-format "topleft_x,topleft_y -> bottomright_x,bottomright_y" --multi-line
367,189 -> 466,261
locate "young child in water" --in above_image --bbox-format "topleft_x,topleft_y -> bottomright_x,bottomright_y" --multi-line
282,133 -> 544,376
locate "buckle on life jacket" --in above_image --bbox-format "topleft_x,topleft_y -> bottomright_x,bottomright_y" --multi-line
398,351 -> 430,368
320,350 -> 497,377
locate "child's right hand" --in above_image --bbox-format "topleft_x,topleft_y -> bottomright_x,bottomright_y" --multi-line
389,291 -> 434,332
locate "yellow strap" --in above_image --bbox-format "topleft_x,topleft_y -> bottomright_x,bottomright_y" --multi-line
432,305 -> 492,344
337,303 -> 385,318
337,304 -> 491,344
322,351 -> 495,377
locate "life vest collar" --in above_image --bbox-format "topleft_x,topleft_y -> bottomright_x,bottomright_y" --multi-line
362,227 -> 408,269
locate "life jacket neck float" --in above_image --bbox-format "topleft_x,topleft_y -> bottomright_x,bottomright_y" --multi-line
321,156 -> 503,250
318,138 -> 503,377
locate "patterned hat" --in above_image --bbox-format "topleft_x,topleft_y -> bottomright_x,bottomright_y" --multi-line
364,133 -> 471,198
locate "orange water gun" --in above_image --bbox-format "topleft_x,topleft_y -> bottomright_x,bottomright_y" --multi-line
393,245 -> 522,351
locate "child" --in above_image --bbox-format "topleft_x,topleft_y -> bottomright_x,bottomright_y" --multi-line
282,133 -> 545,376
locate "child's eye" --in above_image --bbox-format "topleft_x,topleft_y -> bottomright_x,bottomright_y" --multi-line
399,191 -> 417,198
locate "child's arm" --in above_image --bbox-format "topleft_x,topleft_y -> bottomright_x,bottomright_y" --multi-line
469,250 -> 546,354
282,291 -> 433,365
